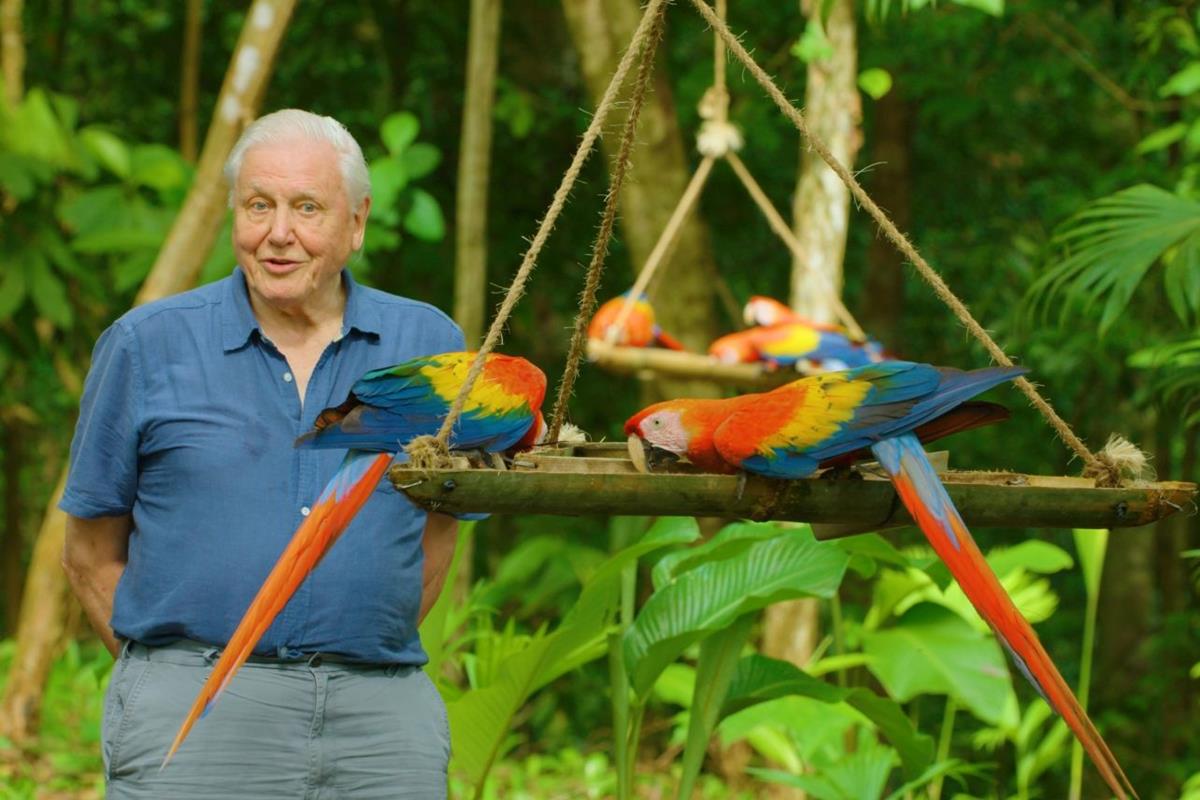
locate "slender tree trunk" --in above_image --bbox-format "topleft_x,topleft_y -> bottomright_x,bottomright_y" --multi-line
1,0 -> 23,106
860,88 -> 910,348
137,0 -> 298,305
789,0 -> 861,321
0,472 -> 67,743
450,0 -> 502,616
1,417 -> 23,634
179,0 -> 204,163
561,0 -> 721,399
455,0 -> 501,348
0,0 -> 298,744
766,1 -> 860,757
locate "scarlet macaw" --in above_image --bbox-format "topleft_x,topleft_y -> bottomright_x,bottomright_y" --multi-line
626,361 -> 1136,799
742,295 -> 846,333
709,321 -> 885,371
588,291 -> 686,350
163,351 -> 546,767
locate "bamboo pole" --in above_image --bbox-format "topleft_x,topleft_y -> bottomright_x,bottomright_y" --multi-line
586,340 -> 799,389
394,467 -> 1196,533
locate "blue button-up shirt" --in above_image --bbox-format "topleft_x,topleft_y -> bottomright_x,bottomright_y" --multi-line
60,268 -> 464,664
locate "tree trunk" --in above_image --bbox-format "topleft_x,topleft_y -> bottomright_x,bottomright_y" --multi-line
0,0 -> 297,744
454,0 -> 501,349
1,416 -> 24,634
860,88 -> 910,349
0,472 -> 67,743
766,1 -> 860,760
788,0 -> 861,321
136,0 -> 298,305
179,0 -> 204,163
1,0 -> 23,106
561,0 -> 721,399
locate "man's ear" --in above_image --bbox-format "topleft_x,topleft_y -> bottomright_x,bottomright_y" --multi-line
352,196 -> 372,251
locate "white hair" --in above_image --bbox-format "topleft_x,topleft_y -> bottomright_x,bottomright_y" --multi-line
224,109 -> 371,208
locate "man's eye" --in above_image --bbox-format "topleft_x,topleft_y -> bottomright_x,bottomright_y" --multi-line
250,201 -> 268,212
300,203 -> 318,213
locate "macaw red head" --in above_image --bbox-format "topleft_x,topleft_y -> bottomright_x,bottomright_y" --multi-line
624,401 -> 694,457
743,296 -> 795,327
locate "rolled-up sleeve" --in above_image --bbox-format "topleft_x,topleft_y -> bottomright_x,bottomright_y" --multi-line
60,322 -> 142,518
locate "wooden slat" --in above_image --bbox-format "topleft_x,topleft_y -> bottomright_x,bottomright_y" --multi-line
587,341 -> 800,389
391,461 -> 1197,535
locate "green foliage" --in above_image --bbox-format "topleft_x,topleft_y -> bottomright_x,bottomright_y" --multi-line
1026,184 -> 1200,332
0,639 -> 108,797
441,517 -> 697,792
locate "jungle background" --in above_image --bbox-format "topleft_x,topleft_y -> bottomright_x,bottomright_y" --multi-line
1,0 -> 1198,798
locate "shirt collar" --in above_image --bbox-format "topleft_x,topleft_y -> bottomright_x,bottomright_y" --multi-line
221,267 -> 382,352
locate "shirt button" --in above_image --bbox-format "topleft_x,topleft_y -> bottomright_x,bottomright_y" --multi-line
283,372 -> 293,382
301,506 -> 311,516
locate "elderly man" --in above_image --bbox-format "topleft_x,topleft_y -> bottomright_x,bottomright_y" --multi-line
60,109 -> 459,798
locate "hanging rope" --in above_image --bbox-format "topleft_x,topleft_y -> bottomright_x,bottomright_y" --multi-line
688,0 -> 1119,485
725,151 -> 867,341
547,3 -> 667,444
405,0 -> 670,469
603,155 -> 717,345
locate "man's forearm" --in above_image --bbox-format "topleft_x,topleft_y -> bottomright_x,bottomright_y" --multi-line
418,513 -> 459,623
65,562 -> 125,657
62,513 -> 132,658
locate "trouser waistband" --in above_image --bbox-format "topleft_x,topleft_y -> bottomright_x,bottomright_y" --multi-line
120,639 -> 409,673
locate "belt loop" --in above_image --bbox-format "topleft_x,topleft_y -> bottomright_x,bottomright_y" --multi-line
119,639 -> 133,660
202,646 -> 221,665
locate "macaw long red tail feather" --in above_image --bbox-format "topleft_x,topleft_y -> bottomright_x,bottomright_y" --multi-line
871,434 -> 1137,800
161,450 -> 394,770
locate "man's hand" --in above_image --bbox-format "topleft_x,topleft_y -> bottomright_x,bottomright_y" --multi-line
62,513 -> 132,658
418,512 -> 458,624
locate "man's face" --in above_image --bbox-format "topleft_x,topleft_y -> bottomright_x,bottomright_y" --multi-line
232,137 -> 370,314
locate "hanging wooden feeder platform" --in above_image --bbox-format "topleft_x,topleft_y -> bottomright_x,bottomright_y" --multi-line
587,341 -> 803,390
391,443 -> 1197,538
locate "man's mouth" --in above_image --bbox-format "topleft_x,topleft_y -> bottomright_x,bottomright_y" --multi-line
261,257 -> 301,274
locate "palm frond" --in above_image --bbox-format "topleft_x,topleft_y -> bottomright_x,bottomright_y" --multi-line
1026,184 -> 1200,333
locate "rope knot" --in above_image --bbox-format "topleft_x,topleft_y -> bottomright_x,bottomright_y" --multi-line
697,119 -> 743,158
1082,434 -> 1151,488
405,435 -> 452,471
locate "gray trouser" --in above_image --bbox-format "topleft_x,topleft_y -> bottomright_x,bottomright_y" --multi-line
103,640 -> 450,799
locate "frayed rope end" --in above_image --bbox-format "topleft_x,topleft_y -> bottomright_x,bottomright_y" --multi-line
1082,434 -> 1153,488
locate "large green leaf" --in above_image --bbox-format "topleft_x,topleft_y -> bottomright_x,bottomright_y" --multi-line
1027,184 -> 1200,331
650,520 -> 783,589
402,142 -> 441,181
749,736 -> 896,800
27,253 -> 73,329
403,188 -> 445,242
722,654 -> 935,778
625,530 -> 849,698
862,603 -> 1014,726
892,541 -> 1073,630
446,517 -> 697,788
677,615 -> 755,800
380,111 -> 420,155
129,144 -> 191,193
0,258 -> 28,321
78,127 -> 131,179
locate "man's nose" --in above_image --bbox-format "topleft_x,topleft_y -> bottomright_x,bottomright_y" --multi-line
267,208 -> 294,245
